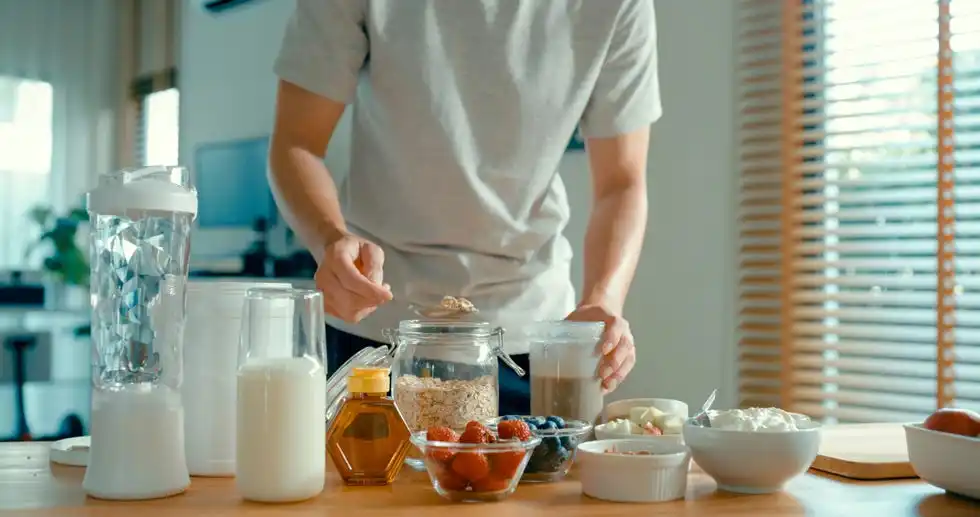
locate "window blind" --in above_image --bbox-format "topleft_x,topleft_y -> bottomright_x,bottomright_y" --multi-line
737,0 -> 980,423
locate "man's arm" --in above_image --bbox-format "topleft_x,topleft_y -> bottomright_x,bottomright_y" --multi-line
579,129 -> 650,314
577,0 -> 660,312
268,81 -> 348,263
268,0 -> 368,263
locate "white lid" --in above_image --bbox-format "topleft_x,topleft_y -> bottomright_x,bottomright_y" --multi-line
87,165 -> 198,217
188,279 -> 294,297
246,296 -> 295,319
188,280 -> 294,315
50,436 -> 90,467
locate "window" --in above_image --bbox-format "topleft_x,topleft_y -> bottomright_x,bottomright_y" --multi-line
737,0 -> 980,423
141,87 -> 180,167
0,76 -> 53,269
133,68 -> 179,167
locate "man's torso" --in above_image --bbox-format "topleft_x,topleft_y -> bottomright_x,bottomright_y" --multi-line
327,0 -> 627,351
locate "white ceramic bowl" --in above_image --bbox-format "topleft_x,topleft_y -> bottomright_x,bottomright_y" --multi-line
682,420 -> 821,494
576,439 -> 690,503
905,423 -> 980,500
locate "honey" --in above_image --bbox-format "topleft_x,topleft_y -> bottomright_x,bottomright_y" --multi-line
325,367 -> 412,486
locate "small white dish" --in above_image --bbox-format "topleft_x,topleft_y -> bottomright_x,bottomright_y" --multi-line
905,423 -> 980,500
576,439 -> 690,503
603,398 -> 689,423
593,426 -> 685,444
599,398 -> 689,443
682,420 -> 821,494
50,436 -> 90,467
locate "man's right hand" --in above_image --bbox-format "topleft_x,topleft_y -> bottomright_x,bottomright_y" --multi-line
315,233 -> 393,322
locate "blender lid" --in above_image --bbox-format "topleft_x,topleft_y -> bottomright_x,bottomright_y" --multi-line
324,345 -> 393,423
87,166 -> 198,217
519,320 -> 605,343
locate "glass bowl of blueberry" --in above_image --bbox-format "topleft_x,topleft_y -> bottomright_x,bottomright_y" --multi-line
485,415 -> 593,483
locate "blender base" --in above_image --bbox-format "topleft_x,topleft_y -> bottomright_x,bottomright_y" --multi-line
82,386 -> 191,501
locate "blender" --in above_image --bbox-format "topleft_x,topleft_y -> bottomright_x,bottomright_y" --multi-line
82,166 -> 197,500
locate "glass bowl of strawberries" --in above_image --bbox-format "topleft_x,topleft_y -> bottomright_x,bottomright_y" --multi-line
411,420 -> 542,502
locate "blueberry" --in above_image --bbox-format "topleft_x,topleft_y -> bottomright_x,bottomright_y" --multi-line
524,420 -> 539,430
538,420 -> 559,431
531,443 -> 550,461
543,436 -> 562,452
526,444 -> 550,473
500,415 -> 518,421
545,416 -> 566,429
526,416 -> 547,427
560,436 -> 575,449
541,447 -> 571,471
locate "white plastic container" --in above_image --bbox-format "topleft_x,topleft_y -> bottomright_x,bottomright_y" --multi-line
236,288 -> 326,503
181,279 -> 291,477
576,439 -> 690,503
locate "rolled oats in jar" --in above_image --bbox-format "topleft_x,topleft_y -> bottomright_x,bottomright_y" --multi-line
385,319 -> 524,470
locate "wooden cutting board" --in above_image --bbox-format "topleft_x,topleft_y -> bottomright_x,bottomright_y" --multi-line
810,423 -> 918,480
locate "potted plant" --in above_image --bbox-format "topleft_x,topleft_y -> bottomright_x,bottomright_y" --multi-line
24,204 -> 90,307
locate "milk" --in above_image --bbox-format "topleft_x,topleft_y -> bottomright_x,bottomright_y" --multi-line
83,385 -> 190,500
236,356 -> 327,502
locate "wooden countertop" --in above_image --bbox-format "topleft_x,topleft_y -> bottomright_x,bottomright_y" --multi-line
1,443 -> 977,516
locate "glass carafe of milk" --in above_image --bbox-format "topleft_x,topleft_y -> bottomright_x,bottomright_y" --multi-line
82,166 -> 196,501
236,287 -> 327,503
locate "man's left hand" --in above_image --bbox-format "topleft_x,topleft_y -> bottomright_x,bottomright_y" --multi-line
565,304 -> 635,394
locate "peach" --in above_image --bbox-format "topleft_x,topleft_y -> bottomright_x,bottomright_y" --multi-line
923,408 -> 980,438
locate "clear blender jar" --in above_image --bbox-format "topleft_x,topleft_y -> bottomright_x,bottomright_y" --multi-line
82,166 -> 196,500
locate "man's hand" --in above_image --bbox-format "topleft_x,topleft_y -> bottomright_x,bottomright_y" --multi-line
566,304 -> 636,394
315,233 -> 393,322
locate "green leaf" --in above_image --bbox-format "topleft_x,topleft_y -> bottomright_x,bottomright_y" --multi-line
69,208 -> 88,222
27,206 -> 53,227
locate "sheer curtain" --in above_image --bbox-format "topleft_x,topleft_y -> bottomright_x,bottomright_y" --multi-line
0,0 -> 119,270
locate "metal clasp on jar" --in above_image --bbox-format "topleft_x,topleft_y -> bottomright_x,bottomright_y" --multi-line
492,327 -> 526,377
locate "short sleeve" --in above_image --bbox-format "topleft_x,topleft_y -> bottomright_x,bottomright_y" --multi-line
579,0 -> 662,138
273,0 -> 368,104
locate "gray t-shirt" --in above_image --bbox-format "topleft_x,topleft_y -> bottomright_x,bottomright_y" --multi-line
275,0 -> 662,354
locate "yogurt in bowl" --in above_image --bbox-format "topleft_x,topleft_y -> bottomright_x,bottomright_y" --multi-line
683,407 -> 822,494
709,407 -> 813,432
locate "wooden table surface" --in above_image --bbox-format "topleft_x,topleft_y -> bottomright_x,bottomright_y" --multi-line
1,443 -> 978,516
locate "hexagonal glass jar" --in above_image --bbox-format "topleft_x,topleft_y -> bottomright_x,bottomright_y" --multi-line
325,367 -> 412,486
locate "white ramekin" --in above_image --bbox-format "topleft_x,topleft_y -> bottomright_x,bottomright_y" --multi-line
576,439 -> 690,503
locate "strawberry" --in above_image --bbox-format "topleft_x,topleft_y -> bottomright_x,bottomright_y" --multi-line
491,450 -> 526,479
433,463 -> 469,491
425,426 -> 459,463
451,451 -> 490,482
497,420 -> 532,442
426,444 -> 456,465
471,475 -> 510,492
427,426 -> 459,443
459,425 -> 491,444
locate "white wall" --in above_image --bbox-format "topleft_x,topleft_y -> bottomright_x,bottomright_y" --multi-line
179,0 -> 737,409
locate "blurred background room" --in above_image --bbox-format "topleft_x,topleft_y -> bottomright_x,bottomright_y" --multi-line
0,0 -> 975,442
